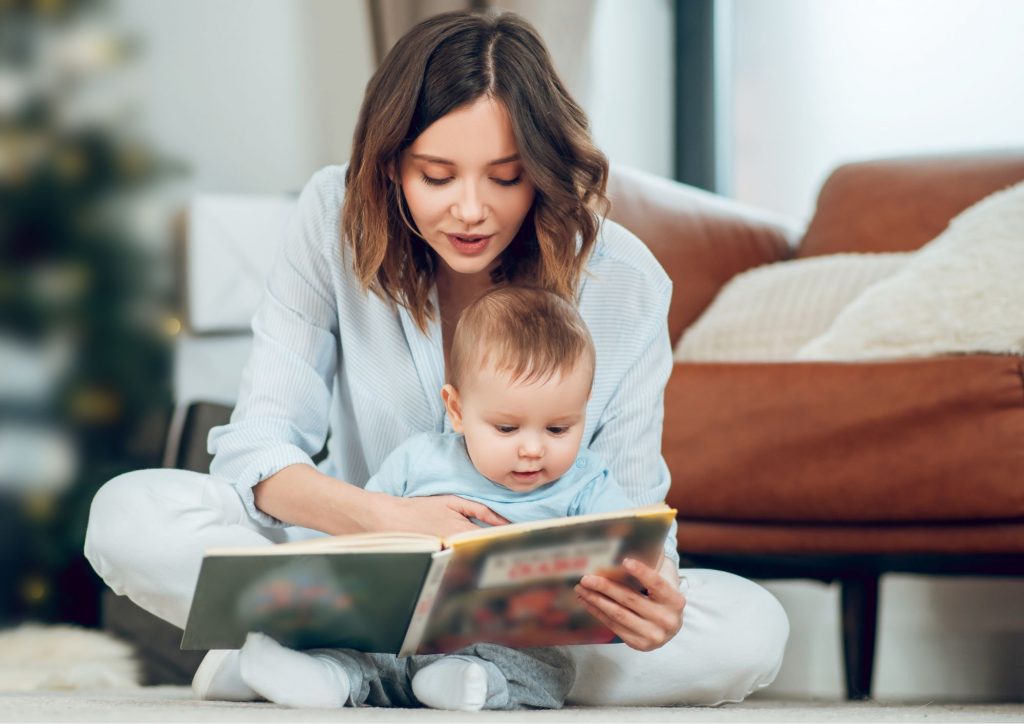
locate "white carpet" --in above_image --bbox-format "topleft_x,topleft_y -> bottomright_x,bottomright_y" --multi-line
1,687 -> 1022,723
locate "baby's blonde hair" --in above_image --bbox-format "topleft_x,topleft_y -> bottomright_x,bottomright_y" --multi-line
449,286 -> 595,390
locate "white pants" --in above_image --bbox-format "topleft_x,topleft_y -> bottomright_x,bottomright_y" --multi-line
84,469 -> 789,706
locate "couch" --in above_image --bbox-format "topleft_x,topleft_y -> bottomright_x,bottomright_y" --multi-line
108,152 -> 1024,696
605,151 -> 1024,699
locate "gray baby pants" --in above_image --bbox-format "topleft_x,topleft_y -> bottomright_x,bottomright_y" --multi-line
312,644 -> 574,709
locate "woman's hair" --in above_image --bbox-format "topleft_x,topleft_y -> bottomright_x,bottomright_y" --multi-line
448,285 -> 596,391
342,10 -> 609,332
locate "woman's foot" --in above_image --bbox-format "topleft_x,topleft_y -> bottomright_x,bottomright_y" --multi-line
411,656 -> 489,711
192,649 -> 258,701
238,632 -> 351,709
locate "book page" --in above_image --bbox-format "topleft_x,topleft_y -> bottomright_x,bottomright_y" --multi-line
203,531 -> 442,557
440,503 -> 671,547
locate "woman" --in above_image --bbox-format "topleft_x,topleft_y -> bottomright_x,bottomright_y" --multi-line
85,9 -> 788,708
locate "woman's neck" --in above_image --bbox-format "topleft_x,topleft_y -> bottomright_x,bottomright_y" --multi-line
435,265 -> 496,324
436,264 -> 497,376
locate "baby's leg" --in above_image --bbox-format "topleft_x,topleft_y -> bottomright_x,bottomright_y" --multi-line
411,645 -> 575,710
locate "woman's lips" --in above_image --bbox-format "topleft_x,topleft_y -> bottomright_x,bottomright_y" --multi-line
446,233 -> 493,255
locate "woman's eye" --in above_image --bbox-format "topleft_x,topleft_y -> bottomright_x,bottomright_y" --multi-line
546,426 -> 568,435
495,425 -> 517,434
420,173 -> 452,186
492,176 -> 522,187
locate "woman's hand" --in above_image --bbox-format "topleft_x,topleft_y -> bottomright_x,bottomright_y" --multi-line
370,491 -> 510,537
575,556 -> 685,652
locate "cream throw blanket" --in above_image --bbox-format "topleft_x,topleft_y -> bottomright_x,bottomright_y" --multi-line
674,253 -> 909,362
797,180 -> 1024,360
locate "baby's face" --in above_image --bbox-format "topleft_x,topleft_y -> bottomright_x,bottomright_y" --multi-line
446,362 -> 591,492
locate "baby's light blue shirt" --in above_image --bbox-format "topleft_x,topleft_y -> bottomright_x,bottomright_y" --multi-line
363,431 -> 676,562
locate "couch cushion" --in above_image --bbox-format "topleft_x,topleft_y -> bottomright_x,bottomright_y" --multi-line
797,181 -> 1024,360
674,253 -> 907,362
798,152 -> 1024,258
662,355 -> 1024,524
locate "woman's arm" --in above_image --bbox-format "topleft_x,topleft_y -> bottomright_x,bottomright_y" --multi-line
254,463 -> 509,536
210,169 -> 508,536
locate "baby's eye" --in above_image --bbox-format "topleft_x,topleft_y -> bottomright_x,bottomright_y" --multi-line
546,426 -> 569,435
495,425 -> 518,434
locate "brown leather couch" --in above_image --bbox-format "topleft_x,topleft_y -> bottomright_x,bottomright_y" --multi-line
606,151 -> 1024,700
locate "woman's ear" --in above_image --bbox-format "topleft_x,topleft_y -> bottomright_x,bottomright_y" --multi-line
441,384 -> 464,432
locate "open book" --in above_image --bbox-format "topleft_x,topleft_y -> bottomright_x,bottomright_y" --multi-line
181,504 -> 675,656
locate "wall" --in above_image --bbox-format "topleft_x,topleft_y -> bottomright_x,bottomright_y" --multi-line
112,0 -> 374,197
730,0 -> 1024,220
584,0 -> 675,177
112,0 -> 674,194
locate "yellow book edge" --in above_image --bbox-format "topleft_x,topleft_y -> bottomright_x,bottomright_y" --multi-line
203,503 -> 674,557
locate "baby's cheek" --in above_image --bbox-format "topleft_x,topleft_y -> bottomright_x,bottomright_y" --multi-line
549,445 -> 578,479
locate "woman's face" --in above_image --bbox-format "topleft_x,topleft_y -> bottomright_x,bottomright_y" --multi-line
398,96 -> 536,283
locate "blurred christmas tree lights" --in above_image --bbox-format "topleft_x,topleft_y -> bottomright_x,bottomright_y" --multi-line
1,0 -> 185,626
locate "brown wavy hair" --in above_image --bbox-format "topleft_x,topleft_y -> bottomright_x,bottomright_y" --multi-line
342,10 -> 609,332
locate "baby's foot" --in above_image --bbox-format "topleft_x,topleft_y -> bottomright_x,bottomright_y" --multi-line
192,649 -> 258,701
238,632 -> 351,708
411,656 -> 488,711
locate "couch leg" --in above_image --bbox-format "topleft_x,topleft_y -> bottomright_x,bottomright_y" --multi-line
840,574 -> 879,700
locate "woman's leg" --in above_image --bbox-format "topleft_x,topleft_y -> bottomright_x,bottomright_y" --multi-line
84,468 -> 288,629
565,569 -> 789,706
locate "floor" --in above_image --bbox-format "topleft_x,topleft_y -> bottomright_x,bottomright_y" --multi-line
1,687 -> 1022,723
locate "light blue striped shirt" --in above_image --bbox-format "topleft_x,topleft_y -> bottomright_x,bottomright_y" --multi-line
208,165 -> 679,565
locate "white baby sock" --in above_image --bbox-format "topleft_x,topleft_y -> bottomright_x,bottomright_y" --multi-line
238,632 -> 351,709
411,656 -> 489,711
191,649 -> 258,702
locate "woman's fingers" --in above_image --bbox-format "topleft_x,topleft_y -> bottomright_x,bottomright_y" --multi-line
577,571 -> 679,634
623,558 -> 685,612
444,496 -> 510,526
574,583 -> 664,651
574,557 -> 686,651
387,495 -> 507,536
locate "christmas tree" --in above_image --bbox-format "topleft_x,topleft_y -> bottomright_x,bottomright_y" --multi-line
1,0 -> 183,626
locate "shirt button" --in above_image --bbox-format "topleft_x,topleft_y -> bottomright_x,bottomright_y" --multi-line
575,458 -> 586,469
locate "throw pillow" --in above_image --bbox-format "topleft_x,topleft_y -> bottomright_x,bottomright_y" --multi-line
674,253 -> 908,361
797,180 -> 1024,360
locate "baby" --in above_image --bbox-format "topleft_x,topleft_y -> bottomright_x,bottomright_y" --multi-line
226,285 -> 670,710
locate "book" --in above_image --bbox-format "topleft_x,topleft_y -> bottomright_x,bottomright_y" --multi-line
180,504 -> 675,656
